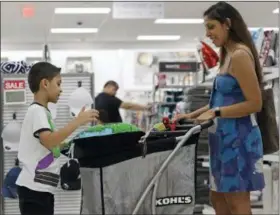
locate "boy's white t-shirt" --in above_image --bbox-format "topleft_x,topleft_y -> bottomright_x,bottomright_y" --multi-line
16,103 -> 61,194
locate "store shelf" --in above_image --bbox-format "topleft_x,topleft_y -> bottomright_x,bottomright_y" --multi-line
153,102 -> 178,105
157,85 -> 193,89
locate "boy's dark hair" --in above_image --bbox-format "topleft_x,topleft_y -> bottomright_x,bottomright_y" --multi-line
97,109 -> 110,123
103,80 -> 119,89
28,62 -> 61,93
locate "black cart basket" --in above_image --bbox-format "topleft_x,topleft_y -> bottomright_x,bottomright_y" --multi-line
70,120 -> 213,215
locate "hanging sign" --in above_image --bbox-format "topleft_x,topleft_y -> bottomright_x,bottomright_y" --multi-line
159,62 -> 199,73
113,2 -> 164,19
3,79 -> 27,105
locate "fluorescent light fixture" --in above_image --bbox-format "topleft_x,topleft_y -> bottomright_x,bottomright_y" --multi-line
137,35 -> 181,41
248,27 -> 279,31
155,18 -> 204,24
272,8 -> 279,14
55,7 -> 111,14
51,28 -> 98,34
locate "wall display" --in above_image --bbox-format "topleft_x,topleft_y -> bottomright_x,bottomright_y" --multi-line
1,58 -> 9,63
66,56 -> 93,73
123,90 -> 152,131
1,113 -> 22,152
134,51 -> 198,86
25,57 -> 42,65
250,28 -> 265,55
0,61 -> 31,74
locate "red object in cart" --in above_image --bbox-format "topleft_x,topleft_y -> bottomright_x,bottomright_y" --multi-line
162,117 -> 176,131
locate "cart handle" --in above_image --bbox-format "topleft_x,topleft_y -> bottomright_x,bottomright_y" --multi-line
140,120 -> 213,158
173,120 -> 214,132
200,120 -> 214,130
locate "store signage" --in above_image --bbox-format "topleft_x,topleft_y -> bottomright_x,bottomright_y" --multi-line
113,2 -> 164,19
156,195 -> 193,206
3,79 -> 27,105
159,62 -> 199,73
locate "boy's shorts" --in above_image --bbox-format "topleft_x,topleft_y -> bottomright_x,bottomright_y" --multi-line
17,186 -> 54,215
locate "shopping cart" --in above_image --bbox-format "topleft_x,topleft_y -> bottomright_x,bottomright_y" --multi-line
70,120 -> 213,215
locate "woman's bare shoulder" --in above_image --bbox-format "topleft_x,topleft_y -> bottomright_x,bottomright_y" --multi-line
233,44 -> 253,58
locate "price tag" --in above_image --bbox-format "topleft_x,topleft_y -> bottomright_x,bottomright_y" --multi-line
3,79 -> 27,105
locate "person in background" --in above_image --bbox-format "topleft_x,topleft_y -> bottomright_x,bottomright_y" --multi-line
175,2 -> 264,215
16,62 -> 99,215
96,109 -> 110,125
95,80 -> 150,123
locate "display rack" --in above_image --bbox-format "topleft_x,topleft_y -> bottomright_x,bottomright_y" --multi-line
123,89 -> 153,131
65,56 -> 93,74
0,58 -> 9,63
150,61 -> 202,126
0,72 -> 95,215
25,57 -> 42,65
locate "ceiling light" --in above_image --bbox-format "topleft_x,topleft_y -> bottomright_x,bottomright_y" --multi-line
272,8 -> 279,14
137,35 -> 181,41
54,7 -> 111,14
248,27 -> 279,31
50,28 -> 98,34
155,19 -> 204,24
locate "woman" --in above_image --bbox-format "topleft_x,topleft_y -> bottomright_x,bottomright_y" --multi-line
176,2 -> 265,214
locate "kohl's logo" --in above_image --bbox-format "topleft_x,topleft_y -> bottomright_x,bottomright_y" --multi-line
156,195 -> 193,207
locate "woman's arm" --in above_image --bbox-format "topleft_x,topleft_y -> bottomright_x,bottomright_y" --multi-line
189,104 -> 210,118
174,104 -> 209,121
219,49 -> 262,118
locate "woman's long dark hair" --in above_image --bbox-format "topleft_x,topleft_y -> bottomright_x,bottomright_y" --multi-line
203,1 -> 263,84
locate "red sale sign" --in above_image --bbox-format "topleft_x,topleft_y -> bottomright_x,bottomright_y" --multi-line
3,78 -> 27,105
4,80 -> 26,90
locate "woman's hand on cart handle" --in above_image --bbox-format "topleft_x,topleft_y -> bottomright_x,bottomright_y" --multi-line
195,109 -> 215,124
199,120 -> 214,129
172,113 -> 195,122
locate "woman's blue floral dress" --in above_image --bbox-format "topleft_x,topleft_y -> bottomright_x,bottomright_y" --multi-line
208,73 -> 265,192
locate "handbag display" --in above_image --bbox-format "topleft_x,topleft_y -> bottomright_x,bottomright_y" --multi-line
257,86 -> 279,155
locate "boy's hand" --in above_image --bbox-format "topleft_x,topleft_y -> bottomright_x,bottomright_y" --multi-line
76,107 -> 99,126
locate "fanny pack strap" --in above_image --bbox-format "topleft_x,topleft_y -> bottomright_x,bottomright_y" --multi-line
35,111 -> 59,171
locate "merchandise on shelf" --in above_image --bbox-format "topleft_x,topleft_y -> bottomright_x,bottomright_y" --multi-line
0,61 -> 33,74
123,90 -> 153,131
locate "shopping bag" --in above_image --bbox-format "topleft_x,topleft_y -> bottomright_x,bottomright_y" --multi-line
257,87 -> 279,155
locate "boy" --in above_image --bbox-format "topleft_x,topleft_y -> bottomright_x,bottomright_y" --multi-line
16,62 -> 99,215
